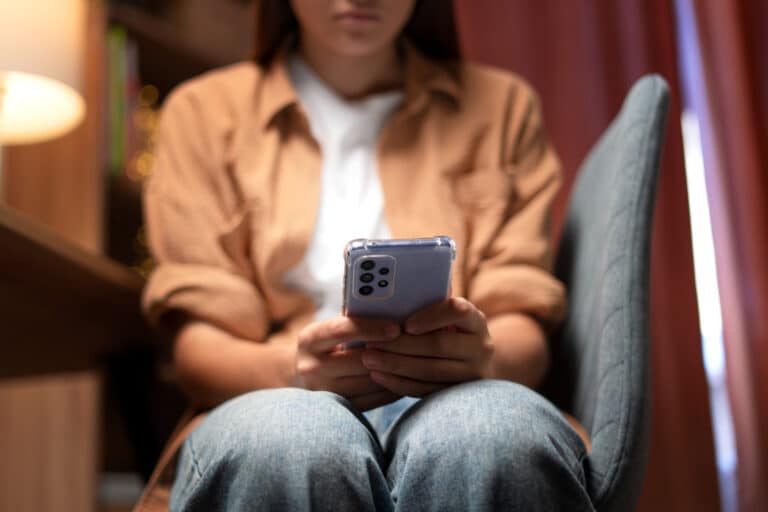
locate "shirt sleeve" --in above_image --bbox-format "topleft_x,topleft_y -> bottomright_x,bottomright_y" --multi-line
466,83 -> 566,330
141,86 -> 269,342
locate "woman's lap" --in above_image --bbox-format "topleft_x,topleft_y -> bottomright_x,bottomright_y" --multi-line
172,381 -> 593,511
382,380 -> 592,510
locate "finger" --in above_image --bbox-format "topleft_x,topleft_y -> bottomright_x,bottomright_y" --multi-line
370,371 -> 448,397
366,332 -> 482,361
362,350 -> 476,383
405,297 -> 486,335
296,352 -> 366,385
350,389 -> 401,412
321,350 -> 369,378
330,375 -> 383,397
299,316 -> 400,353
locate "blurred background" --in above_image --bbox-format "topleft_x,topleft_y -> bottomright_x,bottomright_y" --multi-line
0,0 -> 765,511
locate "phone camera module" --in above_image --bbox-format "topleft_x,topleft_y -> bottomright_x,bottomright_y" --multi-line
378,280 -> 389,288
359,285 -> 374,296
361,260 -> 375,271
360,273 -> 374,283
378,267 -> 390,275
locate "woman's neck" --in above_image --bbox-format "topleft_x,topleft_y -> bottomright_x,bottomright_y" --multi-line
297,37 -> 404,100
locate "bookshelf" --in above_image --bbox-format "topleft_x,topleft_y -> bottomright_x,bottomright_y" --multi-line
104,0 -> 254,268
108,3 -> 251,100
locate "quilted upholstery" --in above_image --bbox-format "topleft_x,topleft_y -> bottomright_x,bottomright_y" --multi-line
544,75 -> 670,511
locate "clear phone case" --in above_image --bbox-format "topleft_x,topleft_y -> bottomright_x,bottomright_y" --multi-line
342,236 -> 455,324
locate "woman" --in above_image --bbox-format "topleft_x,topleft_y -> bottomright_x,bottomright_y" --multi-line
138,0 -> 592,510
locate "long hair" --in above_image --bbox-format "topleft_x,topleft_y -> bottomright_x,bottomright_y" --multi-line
253,0 -> 460,66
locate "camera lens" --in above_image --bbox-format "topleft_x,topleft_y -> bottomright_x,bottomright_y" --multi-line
360,273 -> 374,283
361,260 -> 375,271
379,267 -> 390,275
378,280 -> 389,288
359,285 -> 374,296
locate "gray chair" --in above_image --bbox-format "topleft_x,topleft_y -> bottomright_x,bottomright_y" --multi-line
543,75 -> 670,511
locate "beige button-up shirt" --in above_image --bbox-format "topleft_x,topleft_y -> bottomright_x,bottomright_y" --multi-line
143,42 -> 565,345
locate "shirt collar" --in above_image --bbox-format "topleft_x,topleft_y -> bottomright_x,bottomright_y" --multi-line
257,37 -> 461,130
400,38 -> 460,111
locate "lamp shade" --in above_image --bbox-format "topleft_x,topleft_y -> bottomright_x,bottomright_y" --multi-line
0,0 -> 86,145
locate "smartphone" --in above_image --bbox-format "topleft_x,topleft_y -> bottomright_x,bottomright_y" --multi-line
342,236 -> 455,325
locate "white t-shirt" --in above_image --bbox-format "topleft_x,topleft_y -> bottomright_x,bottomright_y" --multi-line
283,53 -> 404,321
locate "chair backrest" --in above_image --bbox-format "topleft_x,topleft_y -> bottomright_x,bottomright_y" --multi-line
546,75 -> 670,511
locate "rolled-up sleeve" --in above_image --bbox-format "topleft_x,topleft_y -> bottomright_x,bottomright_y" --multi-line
467,84 -> 566,330
142,87 -> 269,342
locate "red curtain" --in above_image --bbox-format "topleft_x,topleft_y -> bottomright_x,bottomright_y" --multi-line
692,1 -> 768,510
454,1 -> 720,509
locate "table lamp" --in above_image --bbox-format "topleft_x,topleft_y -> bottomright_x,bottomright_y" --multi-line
0,0 -> 87,194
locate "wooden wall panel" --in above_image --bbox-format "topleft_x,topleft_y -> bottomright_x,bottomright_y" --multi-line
0,1 -> 107,511
0,373 -> 101,512
3,0 -> 106,253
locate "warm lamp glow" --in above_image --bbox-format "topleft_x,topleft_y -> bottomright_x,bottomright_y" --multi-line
0,0 -> 86,145
0,71 -> 85,144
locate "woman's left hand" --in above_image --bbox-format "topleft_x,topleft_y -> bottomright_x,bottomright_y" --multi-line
361,297 -> 495,397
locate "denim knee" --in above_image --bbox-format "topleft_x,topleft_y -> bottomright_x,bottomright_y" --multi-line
386,380 -> 592,511
171,388 -> 390,511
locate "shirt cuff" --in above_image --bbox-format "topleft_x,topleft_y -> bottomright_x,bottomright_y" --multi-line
469,265 -> 566,330
142,263 -> 270,342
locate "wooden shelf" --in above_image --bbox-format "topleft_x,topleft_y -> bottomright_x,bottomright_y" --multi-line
110,4 -> 226,66
108,2 -> 253,98
109,4 -> 217,98
0,205 -> 150,378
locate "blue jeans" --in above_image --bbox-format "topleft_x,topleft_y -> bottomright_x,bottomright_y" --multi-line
170,380 -> 593,511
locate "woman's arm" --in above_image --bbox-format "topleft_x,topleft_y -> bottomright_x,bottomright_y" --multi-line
171,319 -> 296,410
168,313 -> 402,411
486,313 -> 550,389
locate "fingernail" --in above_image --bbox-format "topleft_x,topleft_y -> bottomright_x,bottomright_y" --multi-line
405,320 -> 419,334
363,351 -> 382,368
385,324 -> 400,338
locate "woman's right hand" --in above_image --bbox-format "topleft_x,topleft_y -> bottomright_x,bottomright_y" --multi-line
295,316 -> 402,411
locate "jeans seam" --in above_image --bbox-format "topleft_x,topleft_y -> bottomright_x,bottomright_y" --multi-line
187,438 -> 204,479
171,438 -> 205,508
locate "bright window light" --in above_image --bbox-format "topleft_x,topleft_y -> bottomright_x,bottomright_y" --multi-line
675,0 -> 740,508
681,109 -> 738,511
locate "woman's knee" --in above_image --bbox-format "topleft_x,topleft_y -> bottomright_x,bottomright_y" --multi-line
387,380 -> 590,502
172,388 -> 390,510
186,388 -> 381,478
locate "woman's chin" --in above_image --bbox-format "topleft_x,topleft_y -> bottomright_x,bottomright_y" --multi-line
328,37 -> 394,60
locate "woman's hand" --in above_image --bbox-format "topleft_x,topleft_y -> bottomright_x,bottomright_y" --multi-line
295,316 -> 402,411
361,297 -> 495,397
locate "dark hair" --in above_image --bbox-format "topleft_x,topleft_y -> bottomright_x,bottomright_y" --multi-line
253,0 -> 460,66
